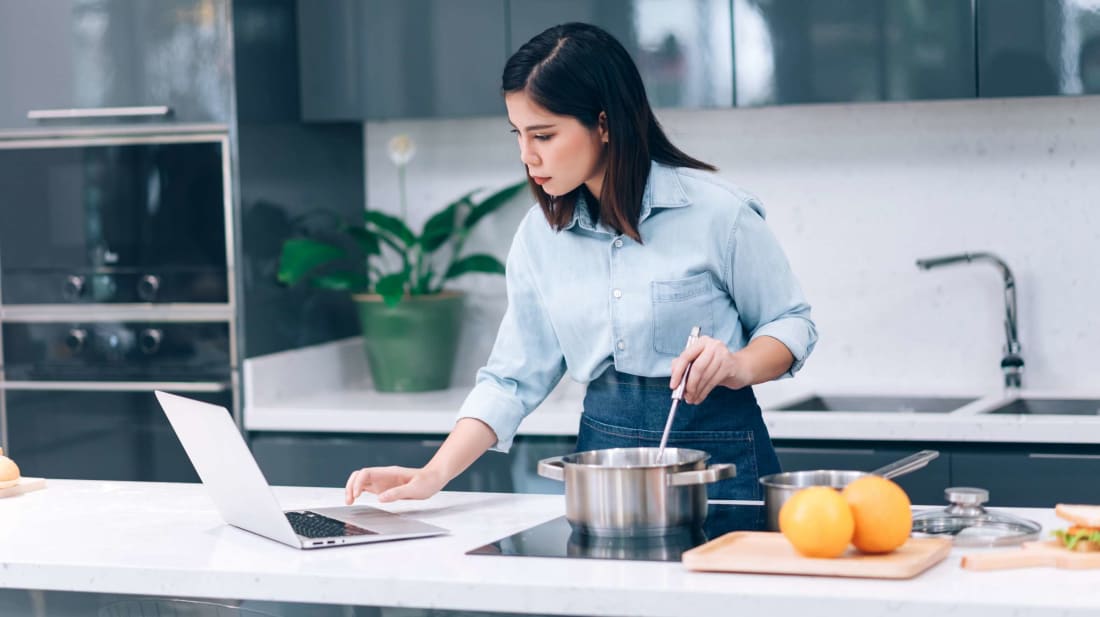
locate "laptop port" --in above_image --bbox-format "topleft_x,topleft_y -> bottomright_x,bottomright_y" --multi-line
327,541 -> 335,544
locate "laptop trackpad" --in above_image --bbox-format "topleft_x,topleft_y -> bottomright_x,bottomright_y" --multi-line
308,505 -> 446,535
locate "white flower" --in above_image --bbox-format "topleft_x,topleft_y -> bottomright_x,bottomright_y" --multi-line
387,134 -> 416,167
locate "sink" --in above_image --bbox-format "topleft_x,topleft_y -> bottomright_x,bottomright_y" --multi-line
984,397 -> 1100,416
773,394 -> 977,413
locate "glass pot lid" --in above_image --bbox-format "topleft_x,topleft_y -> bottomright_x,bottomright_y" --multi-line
911,487 -> 1042,547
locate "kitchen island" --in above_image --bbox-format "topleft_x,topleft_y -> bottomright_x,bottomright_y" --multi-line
0,480 -> 1096,616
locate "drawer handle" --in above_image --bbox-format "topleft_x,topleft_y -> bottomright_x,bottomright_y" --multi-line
1027,453 -> 1100,461
0,381 -> 230,393
776,447 -> 877,456
27,106 -> 172,120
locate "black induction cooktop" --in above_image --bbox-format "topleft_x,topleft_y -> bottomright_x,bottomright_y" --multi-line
467,503 -> 767,562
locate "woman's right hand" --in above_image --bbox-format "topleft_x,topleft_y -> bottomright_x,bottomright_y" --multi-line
344,465 -> 447,505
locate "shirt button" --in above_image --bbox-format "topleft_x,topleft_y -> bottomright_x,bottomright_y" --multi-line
616,340 -> 625,351
613,239 -> 624,248
612,288 -> 622,299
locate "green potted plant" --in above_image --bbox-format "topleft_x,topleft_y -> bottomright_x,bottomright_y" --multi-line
277,135 -> 526,392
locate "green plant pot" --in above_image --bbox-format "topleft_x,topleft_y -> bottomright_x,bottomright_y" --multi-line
353,291 -> 464,392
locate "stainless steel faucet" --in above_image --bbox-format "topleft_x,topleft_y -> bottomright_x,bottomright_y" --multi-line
915,252 -> 1023,389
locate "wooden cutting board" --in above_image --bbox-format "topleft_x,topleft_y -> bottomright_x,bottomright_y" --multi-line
0,477 -> 47,499
682,531 -> 952,579
961,540 -> 1100,571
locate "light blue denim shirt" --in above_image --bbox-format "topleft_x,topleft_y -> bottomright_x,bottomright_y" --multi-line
457,161 -> 817,452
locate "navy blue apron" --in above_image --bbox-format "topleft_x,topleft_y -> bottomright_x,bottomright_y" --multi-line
575,367 -> 781,500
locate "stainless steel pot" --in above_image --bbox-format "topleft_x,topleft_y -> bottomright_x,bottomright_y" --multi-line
537,447 -> 736,537
758,449 -> 940,531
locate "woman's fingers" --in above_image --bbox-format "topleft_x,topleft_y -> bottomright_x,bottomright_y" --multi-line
686,345 -> 719,403
345,469 -> 359,505
346,466 -> 413,504
670,337 -> 707,389
688,358 -> 717,403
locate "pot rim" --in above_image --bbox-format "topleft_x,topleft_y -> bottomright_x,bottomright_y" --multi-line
758,468 -> 868,489
559,447 -> 709,470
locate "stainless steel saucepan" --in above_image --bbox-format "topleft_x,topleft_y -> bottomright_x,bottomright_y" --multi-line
758,449 -> 940,531
537,447 -> 736,537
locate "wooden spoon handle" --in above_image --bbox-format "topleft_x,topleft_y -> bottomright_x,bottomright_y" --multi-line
961,550 -> 1058,571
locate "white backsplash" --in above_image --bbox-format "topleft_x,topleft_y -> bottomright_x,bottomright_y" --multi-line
364,95 -> 1100,401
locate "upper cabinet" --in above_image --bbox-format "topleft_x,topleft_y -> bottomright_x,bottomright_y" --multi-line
508,0 -> 734,109
734,0 -> 975,106
298,0 -> 507,121
292,0 -> 1100,122
977,0 -> 1100,97
0,0 -> 233,130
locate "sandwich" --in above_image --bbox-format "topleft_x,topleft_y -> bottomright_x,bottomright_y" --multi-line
1053,504 -> 1100,552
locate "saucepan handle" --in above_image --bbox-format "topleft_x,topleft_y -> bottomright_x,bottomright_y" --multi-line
667,463 -> 737,487
869,449 -> 940,480
536,456 -> 565,481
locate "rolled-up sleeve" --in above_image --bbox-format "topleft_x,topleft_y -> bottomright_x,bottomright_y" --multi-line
456,230 -> 566,452
725,201 -> 818,378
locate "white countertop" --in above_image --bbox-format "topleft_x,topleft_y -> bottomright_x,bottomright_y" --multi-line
243,339 -> 1100,444
1,480 -> 1096,616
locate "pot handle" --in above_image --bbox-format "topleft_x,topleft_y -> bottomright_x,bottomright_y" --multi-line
537,456 -> 565,481
667,463 -> 736,487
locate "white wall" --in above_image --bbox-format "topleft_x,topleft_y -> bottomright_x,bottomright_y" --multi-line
364,95 -> 1100,401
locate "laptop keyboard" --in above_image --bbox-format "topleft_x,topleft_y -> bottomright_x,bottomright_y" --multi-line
286,511 -> 377,538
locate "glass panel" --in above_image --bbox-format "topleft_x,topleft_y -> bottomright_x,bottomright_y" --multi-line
0,140 -> 228,303
735,0 -> 975,106
363,0 -> 508,119
0,0 -> 231,128
508,0 -> 733,109
633,0 -> 734,108
978,0 -> 1100,97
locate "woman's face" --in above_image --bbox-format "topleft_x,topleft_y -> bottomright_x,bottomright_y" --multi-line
505,91 -> 608,199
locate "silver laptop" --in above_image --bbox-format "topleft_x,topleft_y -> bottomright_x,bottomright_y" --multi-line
156,391 -> 448,549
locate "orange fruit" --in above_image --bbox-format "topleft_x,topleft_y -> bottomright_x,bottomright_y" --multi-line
778,486 -> 854,558
841,475 -> 912,554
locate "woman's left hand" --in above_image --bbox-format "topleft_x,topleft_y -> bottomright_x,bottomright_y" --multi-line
669,336 -> 751,404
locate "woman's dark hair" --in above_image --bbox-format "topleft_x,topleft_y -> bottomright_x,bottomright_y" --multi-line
502,22 -> 715,242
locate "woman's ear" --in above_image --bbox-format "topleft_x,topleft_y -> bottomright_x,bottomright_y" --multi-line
598,111 -> 609,143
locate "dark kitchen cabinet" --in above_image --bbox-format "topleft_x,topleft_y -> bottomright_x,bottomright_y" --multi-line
250,433 -> 515,492
297,0 -> 507,121
951,449 -> 1100,507
2,389 -> 230,482
251,433 -> 574,494
773,442 -> 951,506
0,0 -> 233,130
734,0 -> 975,106
508,0 -> 734,109
977,0 -> 1100,97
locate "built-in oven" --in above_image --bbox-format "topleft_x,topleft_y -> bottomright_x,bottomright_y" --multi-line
0,134 -> 231,305
0,128 -> 238,481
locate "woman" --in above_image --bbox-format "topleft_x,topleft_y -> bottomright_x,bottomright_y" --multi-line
345,23 -> 816,505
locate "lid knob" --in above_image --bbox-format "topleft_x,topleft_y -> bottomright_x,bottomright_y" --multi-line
945,486 -> 989,506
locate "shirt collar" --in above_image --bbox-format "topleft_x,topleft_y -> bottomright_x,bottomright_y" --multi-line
562,161 -> 691,234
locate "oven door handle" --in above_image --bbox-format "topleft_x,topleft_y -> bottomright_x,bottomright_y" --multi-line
27,106 -> 172,120
0,381 -> 231,393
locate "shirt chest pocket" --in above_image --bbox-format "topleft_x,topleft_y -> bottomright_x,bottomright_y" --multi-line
651,273 -> 716,355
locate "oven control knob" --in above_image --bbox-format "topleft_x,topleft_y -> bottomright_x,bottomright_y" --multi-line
62,275 -> 86,301
137,275 -> 161,302
65,328 -> 87,354
138,328 -> 163,355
